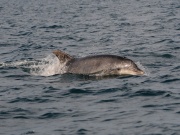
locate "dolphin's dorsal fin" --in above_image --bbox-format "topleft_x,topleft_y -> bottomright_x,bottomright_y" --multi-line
53,50 -> 73,63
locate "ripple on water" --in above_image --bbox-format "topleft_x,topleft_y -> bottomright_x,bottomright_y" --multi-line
161,78 -> 180,83
39,25 -> 63,29
0,0 -> 180,134
143,102 -> 180,108
38,112 -> 65,119
70,88 -> 93,94
0,108 -> 33,119
43,86 -> 59,93
8,97 -> 51,103
129,89 -> 167,97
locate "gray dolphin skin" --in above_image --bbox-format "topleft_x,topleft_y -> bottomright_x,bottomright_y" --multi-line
53,50 -> 144,76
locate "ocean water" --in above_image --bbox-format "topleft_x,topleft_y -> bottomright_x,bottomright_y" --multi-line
0,0 -> 180,135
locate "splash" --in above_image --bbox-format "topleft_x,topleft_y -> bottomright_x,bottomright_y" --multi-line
0,60 -> 29,68
0,54 -> 67,76
136,61 -> 150,76
30,54 -> 67,76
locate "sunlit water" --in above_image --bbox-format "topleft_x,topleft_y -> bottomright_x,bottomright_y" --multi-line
0,0 -> 180,135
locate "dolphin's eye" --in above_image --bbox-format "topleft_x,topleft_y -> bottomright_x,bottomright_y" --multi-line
124,64 -> 130,67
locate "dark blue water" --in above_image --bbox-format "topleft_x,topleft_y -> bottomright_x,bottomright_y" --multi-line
0,0 -> 180,134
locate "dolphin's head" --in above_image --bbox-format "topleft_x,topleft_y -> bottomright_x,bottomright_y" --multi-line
116,58 -> 144,76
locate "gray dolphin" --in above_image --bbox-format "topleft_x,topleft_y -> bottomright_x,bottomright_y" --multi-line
53,50 -> 144,76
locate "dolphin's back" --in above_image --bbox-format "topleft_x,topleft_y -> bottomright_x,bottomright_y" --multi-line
66,55 -> 127,75
53,50 -> 144,76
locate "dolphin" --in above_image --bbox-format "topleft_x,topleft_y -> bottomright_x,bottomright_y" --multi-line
53,50 -> 144,76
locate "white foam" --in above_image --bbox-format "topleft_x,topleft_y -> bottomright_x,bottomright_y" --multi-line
0,54 -> 67,77
136,61 -> 150,76
0,60 -> 28,68
30,54 -> 67,76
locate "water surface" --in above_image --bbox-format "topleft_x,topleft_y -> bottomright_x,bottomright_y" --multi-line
0,0 -> 180,135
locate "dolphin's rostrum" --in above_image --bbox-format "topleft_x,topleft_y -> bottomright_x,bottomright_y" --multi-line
53,50 -> 144,76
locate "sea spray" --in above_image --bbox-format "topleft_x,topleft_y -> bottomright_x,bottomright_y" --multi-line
0,60 -> 30,68
30,54 -> 67,76
0,54 -> 67,76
